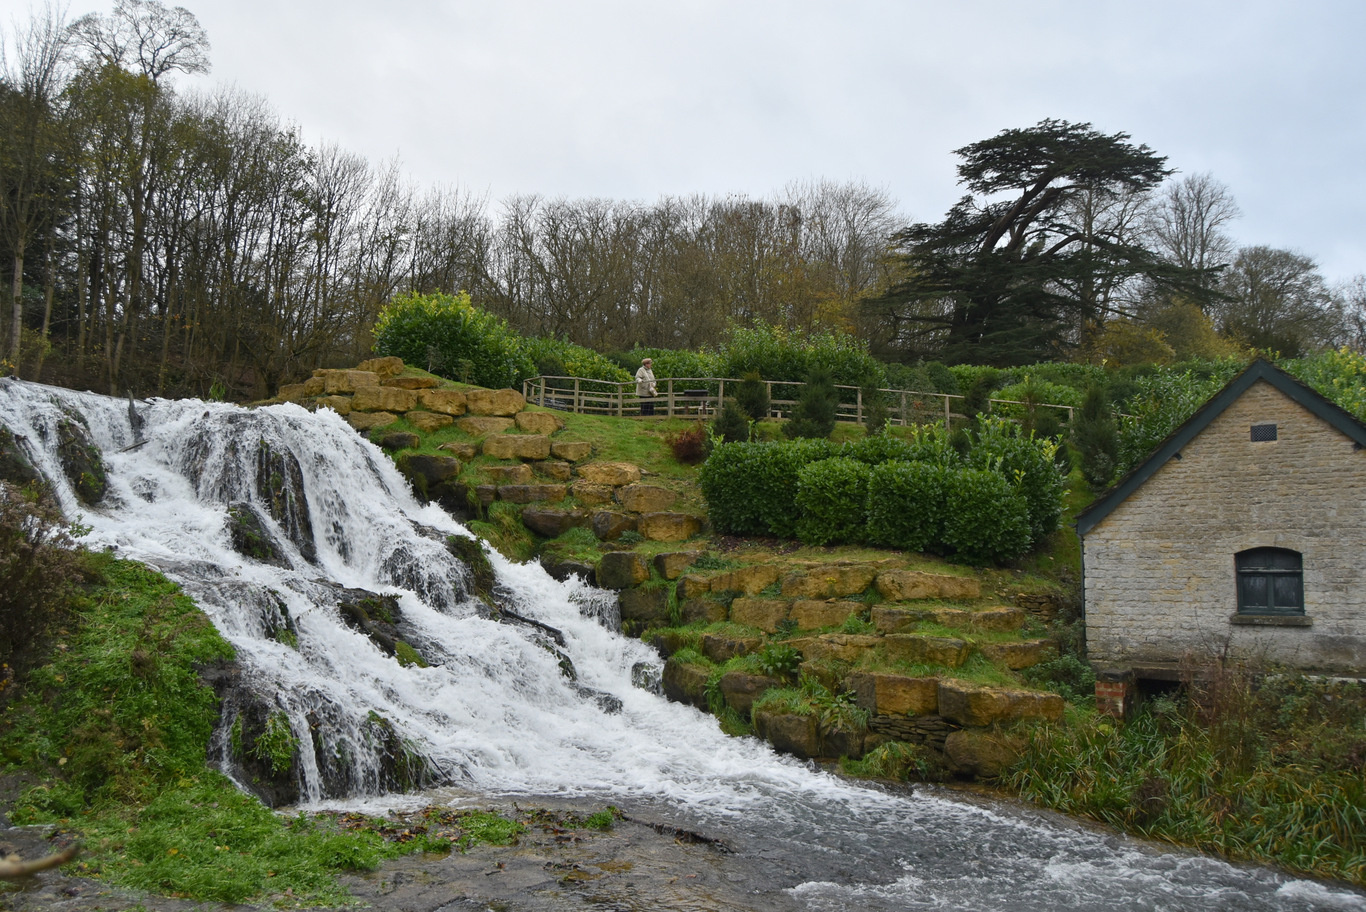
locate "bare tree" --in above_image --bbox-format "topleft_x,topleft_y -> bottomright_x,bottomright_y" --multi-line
1146,172 -> 1240,297
1215,245 -> 1337,356
69,0 -> 208,83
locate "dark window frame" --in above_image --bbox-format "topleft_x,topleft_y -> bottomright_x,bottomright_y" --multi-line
1235,547 -> 1304,616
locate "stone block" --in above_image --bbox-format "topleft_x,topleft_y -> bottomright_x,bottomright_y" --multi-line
320,369 -> 381,393
968,607 -> 1027,633
754,711 -> 821,760
680,597 -> 728,624
708,564 -> 779,596
615,484 -> 677,513
572,481 -> 615,505
466,388 -> 526,416
677,575 -> 711,599
515,411 -> 565,434
977,639 -> 1055,670
398,454 -> 462,486
383,376 -> 439,390
728,598 -> 790,633
781,564 -> 879,599
944,730 -> 1022,779
662,658 -> 709,711
576,462 -> 642,486
497,484 -> 567,504
591,510 -> 637,541
538,461 -> 572,481
619,587 -> 669,624
871,606 -> 925,634
540,553 -> 596,583
937,681 -> 1064,727
638,512 -> 700,542
876,569 -> 981,602
405,410 -> 454,433
800,634 -> 880,664
654,551 -> 701,580
347,411 -> 398,431
276,383 -> 309,402
596,551 -> 649,589
317,395 -> 352,415
457,416 -> 515,436
848,672 -> 939,716
377,431 -> 420,450
551,440 -> 593,462
702,634 -> 762,664
303,376 -> 326,396
521,507 -> 588,538
419,389 -> 468,416
352,385 -> 419,414
485,464 -> 534,484
483,434 -> 552,461
789,600 -> 862,630
719,671 -> 782,716
437,441 -> 479,459
881,634 -> 970,668
356,356 -> 405,377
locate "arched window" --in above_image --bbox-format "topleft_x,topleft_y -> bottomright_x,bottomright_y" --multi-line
1235,548 -> 1304,616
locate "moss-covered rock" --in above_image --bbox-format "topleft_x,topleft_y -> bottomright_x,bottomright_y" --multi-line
56,417 -> 105,505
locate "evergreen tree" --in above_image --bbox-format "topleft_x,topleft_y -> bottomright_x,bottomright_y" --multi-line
783,367 -> 838,439
734,371 -> 771,421
1072,383 -> 1119,490
712,398 -> 751,444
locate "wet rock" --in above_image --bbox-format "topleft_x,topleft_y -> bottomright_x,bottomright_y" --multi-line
719,671 -> 782,716
821,726 -> 866,761
944,729 -> 1022,779
446,534 -> 496,601
597,551 -> 649,589
540,552 -> 596,582
376,431 -> 421,450
336,588 -> 407,656
631,661 -> 662,694
226,502 -> 289,566
754,711 -> 821,759
662,657 -> 710,710
56,417 -> 106,505
223,691 -> 301,807
398,454 -> 462,502
575,685 -> 623,714
255,439 -> 315,563
0,425 -> 42,490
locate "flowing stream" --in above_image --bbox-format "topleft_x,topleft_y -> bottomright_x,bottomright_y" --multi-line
1,378 -> 1361,912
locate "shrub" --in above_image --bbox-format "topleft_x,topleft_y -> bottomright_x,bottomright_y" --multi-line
783,366 -> 838,440
734,371 -> 771,421
795,457 -> 871,546
373,291 -> 535,389
940,466 -> 1031,564
0,483 -> 87,669
715,322 -> 885,388
522,336 -> 631,387
967,418 -> 1067,548
1072,383 -> 1119,490
665,421 -> 709,465
1116,363 -> 1242,472
698,440 -> 837,537
712,399 -> 751,444
860,383 -> 890,435
865,460 -> 948,553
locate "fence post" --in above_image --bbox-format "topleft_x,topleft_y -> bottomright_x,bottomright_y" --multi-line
618,381 -> 624,418
666,378 -> 676,418
856,387 -> 863,425
944,394 -> 951,427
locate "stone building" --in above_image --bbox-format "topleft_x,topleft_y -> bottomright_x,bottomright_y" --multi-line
1076,359 -> 1366,714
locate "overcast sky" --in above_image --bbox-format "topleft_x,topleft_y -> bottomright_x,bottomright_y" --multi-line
16,0 -> 1366,285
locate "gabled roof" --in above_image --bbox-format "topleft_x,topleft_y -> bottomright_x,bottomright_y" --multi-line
1075,358 -> 1366,537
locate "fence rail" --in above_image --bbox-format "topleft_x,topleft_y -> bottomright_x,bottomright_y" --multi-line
521,376 -> 1075,427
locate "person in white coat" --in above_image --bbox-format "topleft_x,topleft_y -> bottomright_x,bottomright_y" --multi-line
635,358 -> 657,415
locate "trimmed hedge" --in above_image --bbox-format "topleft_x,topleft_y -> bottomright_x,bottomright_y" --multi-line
866,460 -> 947,553
698,440 -> 837,537
940,467 -> 1031,564
373,291 -> 535,389
795,458 -> 872,546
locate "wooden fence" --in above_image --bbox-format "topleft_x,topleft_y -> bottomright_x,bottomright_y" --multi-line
521,376 -> 1075,427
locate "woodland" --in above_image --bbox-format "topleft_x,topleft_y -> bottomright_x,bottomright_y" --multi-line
2,1 -> 1365,404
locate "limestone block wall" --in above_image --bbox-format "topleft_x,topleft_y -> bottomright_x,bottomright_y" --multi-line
1083,380 -> 1366,675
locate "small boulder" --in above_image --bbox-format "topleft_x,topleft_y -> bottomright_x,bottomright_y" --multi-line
800,634 -> 880,664
319,369 -> 381,393
937,681 -> 1064,727
789,600 -> 861,630
977,639 -> 1056,670
575,462 -> 641,486
944,730 -> 1023,779
662,658 -> 710,710
707,564 -> 779,596
419,389 -> 468,416
619,588 -> 669,625
485,464 -> 534,484
754,711 -> 821,760
376,431 -> 421,450
848,672 -> 939,716
701,634 -> 762,663
457,416 -> 516,436
405,410 -> 454,433
316,395 -> 352,415
497,484 -> 567,504
383,376 -> 439,390
483,434 -> 552,461
596,551 -> 649,589
681,597 -> 727,624
653,551 -> 701,580
876,569 -> 981,602
882,634 -> 970,668
719,671 -> 783,716
466,388 -> 526,416
591,510 -> 637,541
540,553 -> 596,583
638,512 -> 700,542
538,461 -> 573,481
515,411 -> 564,434
347,411 -> 398,431
551,440 -> 593,462
520,508 -> 587,538
781,564 -> 879,599
437,441 -> 479,459
572,481 -> 615,505
615,484 -> 677,513
356,356 -> 405,377
729,598 -> 790,633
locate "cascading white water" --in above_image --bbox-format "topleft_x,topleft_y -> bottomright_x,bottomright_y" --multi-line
1,378 -> 1361,912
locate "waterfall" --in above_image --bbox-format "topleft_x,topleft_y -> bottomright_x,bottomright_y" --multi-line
1,377 -> 1360,912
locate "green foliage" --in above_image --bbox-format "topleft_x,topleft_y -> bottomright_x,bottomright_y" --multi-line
715,322 -> 885,388
0,483 -> 89,668
613,347 -> 719,382
1071,383 -> 1119,490
783,366 -> 839,440
523,336 -> 632,386
1116,361 -> 1243,472
794,457 -> 871,545
1284,347 -> 1366,422
394,639 -> 429,668
697,439 -> 837,537
860,383 -> 890,435
734,371 -> 771,421
251,711 -> 299,777
755,643 -> 802,679
842,741 -> 951,782
1009,674 -> 1366,884
966,418 -> 1067,547
712,398 -> 752,444
1020,654 -> 1097,705
865,460 -> 948,553
940,466 -> 1031,564
373,291 -> 536,389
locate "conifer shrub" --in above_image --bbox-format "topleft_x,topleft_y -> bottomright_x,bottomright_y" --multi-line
1072,383 -> 1119,490
940,467 -> 1031,564
864,460 -> 948,553
860,383 -> 890,435
795,457 -> 871,545
734,371 -> 771,421
783,366 -> 839,440
712,398 -> 751,444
